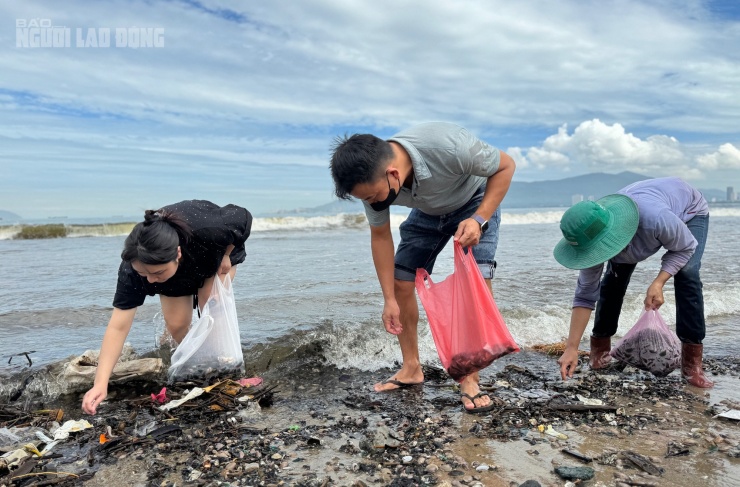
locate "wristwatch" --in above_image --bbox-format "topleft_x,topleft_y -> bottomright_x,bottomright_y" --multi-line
472,214 -> 489,233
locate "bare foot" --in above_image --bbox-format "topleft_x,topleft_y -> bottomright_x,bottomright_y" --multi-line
459,375 -> 492,411
374,366 -> 424,392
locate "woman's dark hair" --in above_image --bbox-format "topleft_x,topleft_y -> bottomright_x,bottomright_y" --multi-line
329,133 -> 394,200
121,209 -> 192,264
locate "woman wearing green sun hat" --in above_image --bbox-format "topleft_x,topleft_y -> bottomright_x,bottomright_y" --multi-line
553,177 -> 714,388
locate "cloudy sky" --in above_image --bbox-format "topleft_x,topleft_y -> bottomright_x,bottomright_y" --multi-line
1,0 -> 739,219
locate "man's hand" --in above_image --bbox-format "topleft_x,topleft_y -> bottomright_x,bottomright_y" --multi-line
645,281 -> 665,310
558,347 -> 580,380
382,300 -> 403,335
454,218 -> 482,248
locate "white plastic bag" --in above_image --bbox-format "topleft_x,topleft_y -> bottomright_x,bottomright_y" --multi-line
168,274 -> 244,380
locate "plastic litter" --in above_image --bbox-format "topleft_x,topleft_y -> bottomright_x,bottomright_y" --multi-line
158,387 -> 205,411
35,431 -> 62,454
134,420 -> 159,437
610,309 -> 681,377
168,274 -> 244,380
0,427 -> 21,447
0,448 -> 31,470
576,394 -> 603,406
151,387 -> 168,404
714,409 -> 740,421
52,419 -> 93,440
416,242 -> 519,382
538,424 -> 568,440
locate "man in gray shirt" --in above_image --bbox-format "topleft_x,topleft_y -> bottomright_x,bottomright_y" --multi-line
330,122 -> 516,413
554,177 -> 714,388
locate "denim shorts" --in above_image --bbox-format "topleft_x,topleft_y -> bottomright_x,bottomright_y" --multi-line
394,186 -> 500,281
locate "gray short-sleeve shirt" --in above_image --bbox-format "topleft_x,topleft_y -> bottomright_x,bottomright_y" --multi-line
363,122 -> 501,226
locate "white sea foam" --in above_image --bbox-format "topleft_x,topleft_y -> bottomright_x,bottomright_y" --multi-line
251,213 -> 370,232
316,282 -> 740,371
501,211 -> 564,225
1,207 -> 736,240
0,225 -> 21,240
710,208 -> 740,218
252,211 -> 567,233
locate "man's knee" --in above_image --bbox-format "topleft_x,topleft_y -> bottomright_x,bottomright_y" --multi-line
394,279 -> 416,300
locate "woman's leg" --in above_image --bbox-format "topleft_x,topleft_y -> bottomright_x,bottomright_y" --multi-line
160,295 -> 195,343
196,266 -> 239,313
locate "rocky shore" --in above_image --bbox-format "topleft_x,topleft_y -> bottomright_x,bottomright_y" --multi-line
2,350 -> 740,486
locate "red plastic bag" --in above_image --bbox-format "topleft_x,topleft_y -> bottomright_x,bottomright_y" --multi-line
415,242 -> 519,382
609,309 -> 682,377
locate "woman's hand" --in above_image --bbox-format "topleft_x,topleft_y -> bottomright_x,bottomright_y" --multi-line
558,347 -> 580,380
219,254 -> 232,275
82,383 -> 108,415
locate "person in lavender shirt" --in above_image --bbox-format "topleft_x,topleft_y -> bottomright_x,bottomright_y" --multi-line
553,177 -> 714,388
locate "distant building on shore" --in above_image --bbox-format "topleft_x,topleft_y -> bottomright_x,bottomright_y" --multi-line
571,194 -> 584,205
728,186 -> 736,202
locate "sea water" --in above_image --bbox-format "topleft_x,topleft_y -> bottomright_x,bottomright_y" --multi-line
1,208 -> 739,377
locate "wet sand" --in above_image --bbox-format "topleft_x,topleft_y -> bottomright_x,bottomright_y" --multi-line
2,350 -> 740,486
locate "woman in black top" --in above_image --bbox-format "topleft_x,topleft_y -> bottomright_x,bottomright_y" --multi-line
82,200 -> 252,415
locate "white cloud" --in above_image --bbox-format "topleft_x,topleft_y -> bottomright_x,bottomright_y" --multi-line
0,0 -> 739,217
697,143 -> 740,170
512,119 -> 737,182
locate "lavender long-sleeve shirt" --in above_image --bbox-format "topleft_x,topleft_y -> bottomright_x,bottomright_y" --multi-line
573,177 -> 708,309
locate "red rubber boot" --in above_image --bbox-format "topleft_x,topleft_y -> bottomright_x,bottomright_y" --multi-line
589,336 -> 612,370
681,343 -> 714,388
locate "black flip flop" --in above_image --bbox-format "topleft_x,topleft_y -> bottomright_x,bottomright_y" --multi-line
461,392 -> 497,414
379,378 -> 423,390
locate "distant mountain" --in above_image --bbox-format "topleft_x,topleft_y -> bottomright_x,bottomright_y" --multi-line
504,172 -> 728,208
284,172 -> 726,214
273,198 -> 364,216
503,171 -> 651,208
0,210 -> 21,222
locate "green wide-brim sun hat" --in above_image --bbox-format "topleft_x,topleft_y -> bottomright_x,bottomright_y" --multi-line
553,194 -> 639,270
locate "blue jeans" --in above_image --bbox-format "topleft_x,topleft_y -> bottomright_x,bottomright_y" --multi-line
394,186 -> 500,281
592,214 -> 708,344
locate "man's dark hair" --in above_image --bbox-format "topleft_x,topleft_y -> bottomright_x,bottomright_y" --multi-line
329,133 -> 394,200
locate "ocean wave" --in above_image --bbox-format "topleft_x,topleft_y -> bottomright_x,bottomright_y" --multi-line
312,283 -> 740,370
501,211 -> 564,225
251,213 -> 372,232
710,208 -> 740,218
2,207 -> 738,240
0,223 -> 137,240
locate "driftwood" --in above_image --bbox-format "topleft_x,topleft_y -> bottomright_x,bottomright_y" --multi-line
61,347 -> 163,390
621,450 -> 664,476
546,404 -> 618,412
562,448 -> 593,463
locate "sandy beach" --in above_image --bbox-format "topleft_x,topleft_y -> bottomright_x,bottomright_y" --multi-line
2,347 -> 739,487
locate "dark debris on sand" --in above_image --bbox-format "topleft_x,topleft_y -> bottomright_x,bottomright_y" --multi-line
465,353 -> 740,484
3,352 -> 740,486
1,370 -> 492,487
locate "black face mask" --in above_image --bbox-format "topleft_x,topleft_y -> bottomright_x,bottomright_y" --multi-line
370,174 -> 400,212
